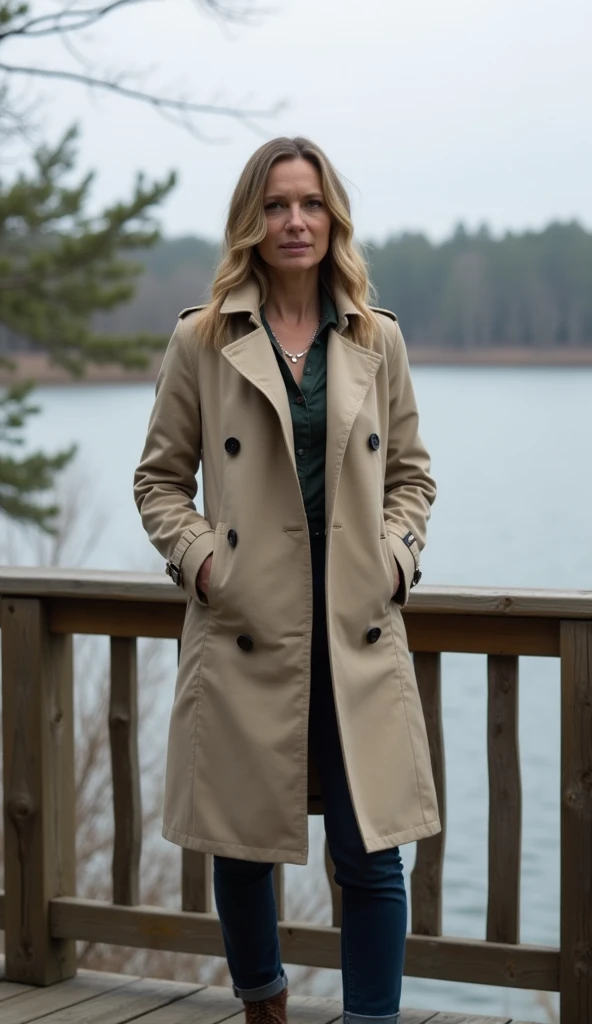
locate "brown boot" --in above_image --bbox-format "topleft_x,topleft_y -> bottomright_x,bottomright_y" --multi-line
243,986 -> 288,1024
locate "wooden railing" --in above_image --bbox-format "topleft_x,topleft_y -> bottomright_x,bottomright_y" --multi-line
1,570 -> 591,1023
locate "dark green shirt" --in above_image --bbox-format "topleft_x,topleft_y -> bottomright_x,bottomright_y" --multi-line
261,288 -> 337,528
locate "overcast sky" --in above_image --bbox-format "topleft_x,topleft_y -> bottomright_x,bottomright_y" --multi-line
9,0 -> 592,242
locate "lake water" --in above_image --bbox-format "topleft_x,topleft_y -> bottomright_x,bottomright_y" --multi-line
5,366 -> 591,1022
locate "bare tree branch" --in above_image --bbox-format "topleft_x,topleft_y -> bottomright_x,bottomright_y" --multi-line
0,1 -> 154,41
0,61 -> 283,123
0,0 -> 263,42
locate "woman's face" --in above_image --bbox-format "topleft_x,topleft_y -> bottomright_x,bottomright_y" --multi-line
257,157 -> 332,274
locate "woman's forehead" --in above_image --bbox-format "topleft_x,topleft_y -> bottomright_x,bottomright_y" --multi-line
265,158 -> 322,195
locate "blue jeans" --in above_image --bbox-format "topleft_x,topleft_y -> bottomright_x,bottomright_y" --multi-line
213,529 -> 406,1022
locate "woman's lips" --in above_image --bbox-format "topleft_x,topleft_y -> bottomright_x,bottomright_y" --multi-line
280,243 -> 312,251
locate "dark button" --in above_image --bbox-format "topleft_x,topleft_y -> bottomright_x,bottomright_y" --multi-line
237,634 -> 254,652
296,448 -> 306,457
304,366 -> 312,375
366,627 -> 382,644
412,569 -> 423,587
295,396 -> 305,405
227,529 -> 238,548
224,437 -> 241,456
369,433 -> 380,451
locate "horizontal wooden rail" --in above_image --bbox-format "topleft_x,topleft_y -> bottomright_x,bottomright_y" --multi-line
49,897 -> 560,990
39,599 -> 562,655
1,568 -> 592,617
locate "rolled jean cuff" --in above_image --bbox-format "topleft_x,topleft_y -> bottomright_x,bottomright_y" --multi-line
343,1014 -> 400,1024
233,970 -> 288,1002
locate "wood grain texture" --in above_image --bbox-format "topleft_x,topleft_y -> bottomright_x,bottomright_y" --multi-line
0,970 -> 137,1024
560,620 -> 592,1024
48,897 -> 559,989
110,638 -> 142,906
406,614 -> 558,657
487,656 -> 522,944
0,978 -> 35,1002
26,977 -> 200,1024
181,851 -> 213,914
1,598 -> 77,985
285,994 -> 343,1024
2,569 -> 591,618
426,1015 -> 511,1023
398,1012 -> 438,1023
412,653 -> 445,936
130,986 -> 237,1024
48,599 -> 184,640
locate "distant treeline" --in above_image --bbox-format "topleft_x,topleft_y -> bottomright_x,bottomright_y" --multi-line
91,220 -> 592,352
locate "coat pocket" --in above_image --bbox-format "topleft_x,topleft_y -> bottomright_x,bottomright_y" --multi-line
206,522 -> 227,610
379,517 -> 398,601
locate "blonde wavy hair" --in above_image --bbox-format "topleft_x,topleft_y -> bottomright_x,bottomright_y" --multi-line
198,137 -> 379,349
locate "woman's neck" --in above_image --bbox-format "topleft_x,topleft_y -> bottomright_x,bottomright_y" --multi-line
264,269 -> 321,326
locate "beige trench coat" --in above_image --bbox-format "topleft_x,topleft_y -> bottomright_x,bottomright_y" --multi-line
133,278 -> 441,865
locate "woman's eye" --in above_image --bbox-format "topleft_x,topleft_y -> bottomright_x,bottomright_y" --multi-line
264,202 -> 282,211
307,199 -> 323,208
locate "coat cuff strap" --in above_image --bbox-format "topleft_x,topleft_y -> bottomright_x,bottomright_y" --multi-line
167,524 -> 215,603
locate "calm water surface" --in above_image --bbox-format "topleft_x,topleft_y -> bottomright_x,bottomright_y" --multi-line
6,367 -> 591,1022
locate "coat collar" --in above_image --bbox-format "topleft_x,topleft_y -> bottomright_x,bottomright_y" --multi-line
219,275 -> 361,333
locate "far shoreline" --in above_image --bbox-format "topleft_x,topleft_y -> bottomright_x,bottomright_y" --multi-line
1,347 -> 591,386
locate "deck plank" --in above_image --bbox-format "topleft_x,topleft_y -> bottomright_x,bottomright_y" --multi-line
425,1014 -> 512,1023
284,994 -> 342,1024
132,985 -> 241,1024
0,970 -> 138,1024
0,981 -> 37,1003
11,977 -> 200,1024
0,971 -> 536,1024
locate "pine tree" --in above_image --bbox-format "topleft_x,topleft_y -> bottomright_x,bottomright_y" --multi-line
0,125 -> 176,533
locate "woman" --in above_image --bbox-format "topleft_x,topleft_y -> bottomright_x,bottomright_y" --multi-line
134,137 -> 440,1024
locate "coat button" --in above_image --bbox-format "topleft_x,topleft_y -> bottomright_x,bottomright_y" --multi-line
237,634 -> 254,652
366,627 -> 381,644
227,529 -> 238,548
368,433 -> 380,451
412,568 -> 422,587
224,437 -> 241,456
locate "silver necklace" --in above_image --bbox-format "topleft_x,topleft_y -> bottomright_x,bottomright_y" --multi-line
267,320 -> 321,363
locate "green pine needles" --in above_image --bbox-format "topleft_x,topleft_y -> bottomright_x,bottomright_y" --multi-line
0,125 -> 176,534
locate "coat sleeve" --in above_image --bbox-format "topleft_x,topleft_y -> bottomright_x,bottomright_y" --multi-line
383,318 -> 437,606
133,316 -> 214,603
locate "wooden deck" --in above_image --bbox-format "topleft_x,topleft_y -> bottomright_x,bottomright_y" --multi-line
0,965 -> 536,1024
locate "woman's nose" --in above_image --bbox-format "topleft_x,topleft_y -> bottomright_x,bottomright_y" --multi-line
286,204 -> 306,230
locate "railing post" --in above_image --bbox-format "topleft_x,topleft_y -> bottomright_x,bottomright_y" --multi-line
1,597 -> 77,984
560,620 -> 592,1024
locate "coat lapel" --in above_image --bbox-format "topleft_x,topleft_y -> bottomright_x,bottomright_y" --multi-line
325,326 -> 383,524
222,325 -> 297,474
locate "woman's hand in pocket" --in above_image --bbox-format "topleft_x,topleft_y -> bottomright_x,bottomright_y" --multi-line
392,560 -> 401,599
196,554 -> 213,598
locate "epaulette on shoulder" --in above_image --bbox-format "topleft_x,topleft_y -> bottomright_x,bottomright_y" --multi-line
370,306 -> 397,321
178,304 -> 207,319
